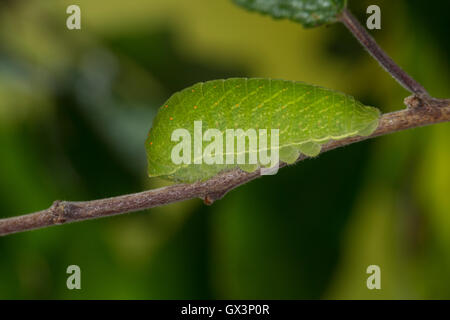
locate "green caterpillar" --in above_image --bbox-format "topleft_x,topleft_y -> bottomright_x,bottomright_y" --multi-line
146,78 -> 380,183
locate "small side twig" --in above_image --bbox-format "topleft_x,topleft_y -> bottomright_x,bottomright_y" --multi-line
1,95 -> 449,237
338,8 -> 429,96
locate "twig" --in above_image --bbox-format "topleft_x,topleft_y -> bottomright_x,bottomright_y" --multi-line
1,95 -> 449,236
338,8 -> 429,96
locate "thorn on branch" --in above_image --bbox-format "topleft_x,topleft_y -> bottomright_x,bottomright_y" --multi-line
404,95 -> 448,122
404,95 -> 422,109
203,188 -> 231,205
49,200 -> 82,224
49,200 -> 66,224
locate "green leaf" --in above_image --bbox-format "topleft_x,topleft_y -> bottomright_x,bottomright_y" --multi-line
232,0 -> 346,28
146,78 -> 380,183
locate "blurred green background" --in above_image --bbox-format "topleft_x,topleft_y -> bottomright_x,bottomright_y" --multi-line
0,0 -> 449,299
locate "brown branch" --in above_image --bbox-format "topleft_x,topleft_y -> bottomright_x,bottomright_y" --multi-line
338,8 -> 429,96
0,95 -> 449,236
